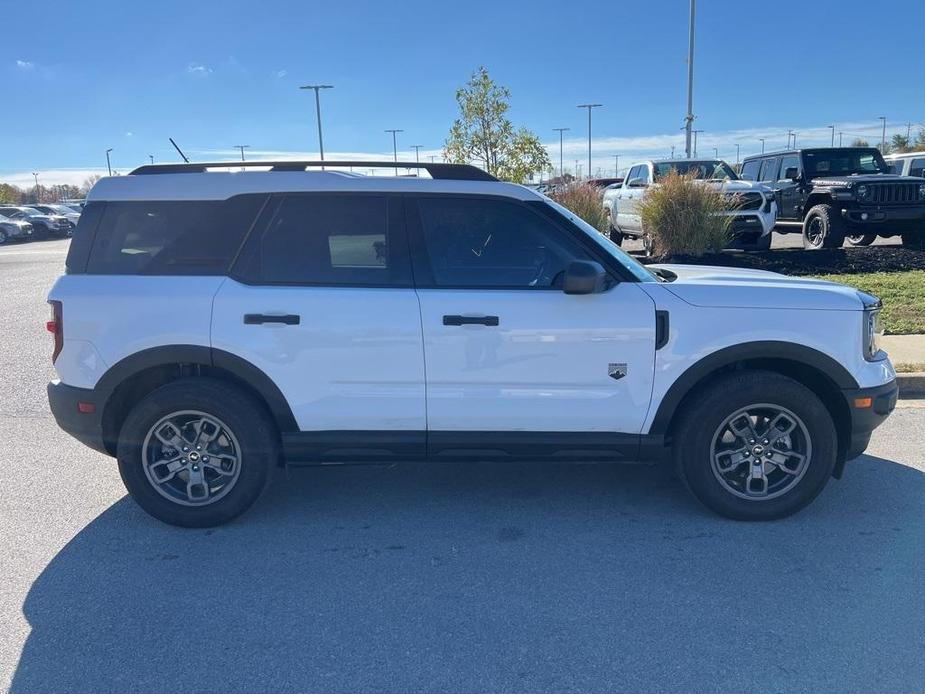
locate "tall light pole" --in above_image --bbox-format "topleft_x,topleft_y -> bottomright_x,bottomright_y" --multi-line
614,154 -> 620,176
879,116 -> 887,152
827,125 -> 835,147
385,129 -> 403,175
32,172 -> 39,190
735,143 -> 740,166
670,145 -> 675,159
105,148 -> 113,176
787,130 -> 794,148
684,0 -> 696,158
792,132 -> 797,148
429,155 -> 437,163
759,137 -> 766,154
839,132 -> 844,147
553,127 -> 569,178
299,84 -> 333,166
234,144 -> 250,161
410,145 -> 423,163
712,147 -> 718,158
693,129 -> 703,157
577,103 -> 602,181
148,154 -> 154,164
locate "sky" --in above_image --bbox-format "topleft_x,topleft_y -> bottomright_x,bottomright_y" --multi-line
2,0 -> 925,187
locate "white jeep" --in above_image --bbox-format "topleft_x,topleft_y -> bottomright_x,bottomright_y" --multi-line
603,159 -> 777,254
47,161 -> 895,527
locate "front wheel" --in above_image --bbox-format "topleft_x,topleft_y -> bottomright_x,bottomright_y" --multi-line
802,204 -> 845,249
846,233 -> 876,247
673,371 -> 837,520
117,378 -> 278,527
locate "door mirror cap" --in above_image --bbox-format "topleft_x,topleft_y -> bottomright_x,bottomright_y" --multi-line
784,167 -> 800,181
563,260 -> 608,295
628,177 -> 646,188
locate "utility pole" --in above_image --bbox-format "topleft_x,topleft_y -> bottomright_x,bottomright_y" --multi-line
759,138 -> 766,154
614,154 -> 620,176
670,146 -> 675,159
693,130 -> 703,157
907,122 -> 913,142
577,104 -> 602,182
385,129 -> 403,175
576,162 -> 582,180
300,84 -> 333,167
105,148 -> 113,176
234,145 -> 250,161
839,132 -> 843,147
429,155 -> 437,163
410,145 -> 423,163
828,125 -> 835,147
879,116 -> 887,152
684,0 -> 696,157
735,143 -> 740,166
553,127 -> 570,179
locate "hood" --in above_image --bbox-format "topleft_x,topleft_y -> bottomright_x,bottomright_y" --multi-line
699,179 -> 770,194
651,264 -> 864,311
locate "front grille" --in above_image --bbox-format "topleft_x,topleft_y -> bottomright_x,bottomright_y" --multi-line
865,183 -> 921,205
726,191 -> 764,210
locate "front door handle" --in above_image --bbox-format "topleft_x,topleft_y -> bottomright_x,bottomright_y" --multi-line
443,315 -> 499,327
243,313 -> 301,325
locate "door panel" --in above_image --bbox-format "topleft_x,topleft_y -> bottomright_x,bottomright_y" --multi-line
417,285 -> 656,432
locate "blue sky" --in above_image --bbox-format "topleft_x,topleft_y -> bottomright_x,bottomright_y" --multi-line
3,0 -> 925,186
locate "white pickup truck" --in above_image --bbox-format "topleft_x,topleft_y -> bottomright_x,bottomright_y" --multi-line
603,159 -> 777,254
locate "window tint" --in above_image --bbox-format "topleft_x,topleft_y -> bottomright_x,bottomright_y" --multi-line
251,194 -> 408,286
416,196 -> 592,289
778,155 -> 800,179
637,165 -> 650,184
740,160 -> 761,180
86,195 -> 265,275
910,159 -> 925,178
759,158 -> 780,182
888,160 -> 905,175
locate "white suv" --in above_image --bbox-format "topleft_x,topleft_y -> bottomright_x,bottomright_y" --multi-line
47,161 -> 896,527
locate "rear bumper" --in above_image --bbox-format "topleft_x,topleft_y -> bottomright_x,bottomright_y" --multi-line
841,378 -> 897,463
47,380 -> 109,455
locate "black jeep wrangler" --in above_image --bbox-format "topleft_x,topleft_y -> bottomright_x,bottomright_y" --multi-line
741,147 -> 925,249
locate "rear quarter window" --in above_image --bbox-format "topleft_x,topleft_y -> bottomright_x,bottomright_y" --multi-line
84,195 -> 266,275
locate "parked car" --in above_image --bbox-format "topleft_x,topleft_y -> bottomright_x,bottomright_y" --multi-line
31,204 -> 81,227
604,159 -> 777,254
741,147 -> 925,249
884,151 -> 925,178
0,213 -> 34,243
0,206 -> 73,238
47,160 -> 896,527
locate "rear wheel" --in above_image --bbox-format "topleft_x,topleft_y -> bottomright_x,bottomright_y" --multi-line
673,371 -> 837,520
846,233 -> 876,247
901,233 -> 925,250
117,378 -> 278,527
802,204 -> 845,249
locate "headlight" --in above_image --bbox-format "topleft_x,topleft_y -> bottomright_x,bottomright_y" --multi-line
856,184 -> 869,200
859,291 -> 884,361
919,183 -> 925,199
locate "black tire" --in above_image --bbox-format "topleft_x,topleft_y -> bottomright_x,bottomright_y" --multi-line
608,225 -> 624,247
845,233 -> 876,247
802,204 -> 846,250
673,371 -> 837,521
901,233 -> 925,250
117,378 -> 278,527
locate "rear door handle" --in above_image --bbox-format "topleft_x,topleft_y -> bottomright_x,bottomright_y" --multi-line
243,313 -> 301,325
443,315 -> 499,327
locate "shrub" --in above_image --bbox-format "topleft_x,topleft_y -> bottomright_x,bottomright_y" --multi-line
548,182 -> 608,233
637,170 -> 732,257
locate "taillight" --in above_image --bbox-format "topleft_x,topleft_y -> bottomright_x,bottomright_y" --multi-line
47,300 -> 63,363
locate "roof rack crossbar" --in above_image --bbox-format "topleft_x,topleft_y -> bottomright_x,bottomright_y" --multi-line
128,160 -> 498,182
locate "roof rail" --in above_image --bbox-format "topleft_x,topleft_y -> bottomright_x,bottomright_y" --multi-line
128,160 -> 498,182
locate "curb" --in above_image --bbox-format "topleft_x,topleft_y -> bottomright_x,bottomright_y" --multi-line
897,372 -> 925,399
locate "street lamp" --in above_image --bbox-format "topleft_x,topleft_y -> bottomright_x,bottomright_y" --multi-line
827,125 -> 835,147
410,145 -> 423,163
712,147 -> 718,158
234,145 -> 250,162
552,127 -> 570,178
385,129 -> 403,175
32,172 -> 39,191
684,0 -> 696,157
299,84 -> 333,166
692,130 -> 703,157
614,154 -> 620,176
148,154 -> 154,164
577,103 -> 602,182
759,137 -> 766,154
787,130 -> 794,148
735,143 -> 740,166
879,116 -> 887,152
105,148 -> 113,176
838,131 -> 844,147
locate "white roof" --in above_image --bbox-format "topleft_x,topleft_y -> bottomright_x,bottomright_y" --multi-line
87,170 -> 541,202
884,150 -> 925,160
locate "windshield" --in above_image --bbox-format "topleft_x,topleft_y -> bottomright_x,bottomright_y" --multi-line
18,208 -> 42,216
654,160 -> 738,181
543,199 -> 655,283
803,148 -> 889,177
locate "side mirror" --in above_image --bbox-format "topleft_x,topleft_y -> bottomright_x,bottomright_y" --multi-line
784,167 -> 800,181
628,177 -> 646,188
563,260 -> 607,295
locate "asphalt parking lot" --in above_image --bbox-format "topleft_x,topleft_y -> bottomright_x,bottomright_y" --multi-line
1,238 -> 924,693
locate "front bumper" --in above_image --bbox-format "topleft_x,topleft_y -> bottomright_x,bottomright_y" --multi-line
2,225 -> 32,239
48,380 -> 109,455
841,378 -> 897,464
843,206 -> 925,227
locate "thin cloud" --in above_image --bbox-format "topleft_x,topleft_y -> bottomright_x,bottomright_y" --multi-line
15,59 -> 34,70
275,69 -> 287,79
186,63 -> 212,77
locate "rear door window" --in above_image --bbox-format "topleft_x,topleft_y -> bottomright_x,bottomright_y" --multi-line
910,159 -> 925,178
86,195 -> 266,275
740,160 -> 761,180
759,158 -> 780,182
778,155 -> 800,180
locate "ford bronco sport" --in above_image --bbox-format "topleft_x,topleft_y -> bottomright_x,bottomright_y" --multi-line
48,161 -> 897,526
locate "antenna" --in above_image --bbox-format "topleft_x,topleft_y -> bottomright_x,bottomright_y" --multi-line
169,138 -> 190,163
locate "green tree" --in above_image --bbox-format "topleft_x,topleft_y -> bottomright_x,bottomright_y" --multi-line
891,133 -> 912,153
850,138 -> 870,147
444,66 -> 551,183
915,128 -> 925,151
0,183 -> 23,204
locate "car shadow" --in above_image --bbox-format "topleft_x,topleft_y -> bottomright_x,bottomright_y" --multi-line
11,454 -> 925,693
